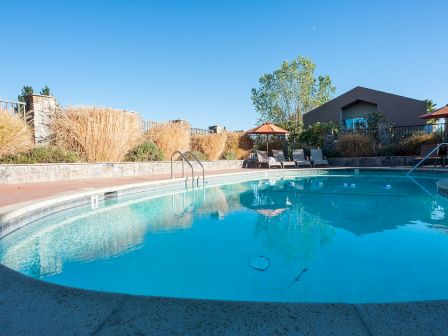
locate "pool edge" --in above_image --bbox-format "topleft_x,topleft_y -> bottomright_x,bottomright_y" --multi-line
2,167 -> 448,334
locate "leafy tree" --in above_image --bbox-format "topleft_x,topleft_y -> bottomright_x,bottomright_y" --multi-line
17,85 -> 33,102
425,99 -> 437,112
40,85 -> 51,96
251,56 -> 336,133
366,111 -> 385,129
299,122 -> 340,147
424,99 -> 438,124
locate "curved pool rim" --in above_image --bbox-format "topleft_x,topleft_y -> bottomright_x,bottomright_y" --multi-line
2,167 -> 448,334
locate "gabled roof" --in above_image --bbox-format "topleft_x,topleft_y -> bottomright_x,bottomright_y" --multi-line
419,104 -> 448,119
306,86 -> 424,114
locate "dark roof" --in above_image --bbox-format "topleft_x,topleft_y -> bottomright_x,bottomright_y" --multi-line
306,86 -> 424,115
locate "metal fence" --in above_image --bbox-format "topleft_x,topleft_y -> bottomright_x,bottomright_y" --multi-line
390,123 -> 446,143
0,99 -> 26,119
190,127 -> 211,135
337,123 -> 447,144
140,120 -> 212,135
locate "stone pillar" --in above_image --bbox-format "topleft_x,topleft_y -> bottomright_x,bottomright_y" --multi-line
24,94 -> 57,144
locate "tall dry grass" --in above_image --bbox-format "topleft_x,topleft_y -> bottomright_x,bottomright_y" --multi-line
191,133 -> 227,160
395,133 -> 442,155
0,109 -> 33,157
147,121 -> 190,159
51,106 -> 142,162
336,133 -> 375,157
224,132 -> 253,159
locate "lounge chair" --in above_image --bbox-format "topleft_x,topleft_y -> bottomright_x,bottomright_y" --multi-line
292,149 -> 312,168
256,150 -> 282,169
414,144 -> 442,167
272,149 -> 296,169
310,148 -> 328,167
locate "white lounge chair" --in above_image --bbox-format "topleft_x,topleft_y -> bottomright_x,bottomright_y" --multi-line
256,150 -> 282,169
310,148 -> 328,167
272,149 -> 296,169
292,149 -> 312,168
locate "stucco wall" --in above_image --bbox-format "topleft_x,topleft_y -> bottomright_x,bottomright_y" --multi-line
0,160 -> 244,184
342,101 -> 377,120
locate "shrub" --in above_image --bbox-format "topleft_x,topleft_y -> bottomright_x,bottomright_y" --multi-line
222,151 -> 237,160
191,133 -> 227,160
395,133 -> 442,155
336,133 -> 375,157
223,132 -> 253,159
299,122 -> 340,147
183,150 -> 208,161
0,146 -> 80,164
125,141 -> 164,162
52,106 -> 142,162
0,109 -> 33,157
147,121 -> 190,160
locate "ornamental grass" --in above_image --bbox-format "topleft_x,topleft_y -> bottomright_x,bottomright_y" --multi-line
146,121 -> 190,159
223,132 -> 253,159
191,133 -> 227,160
52,106 -> 142,162
0,109 -> 33,158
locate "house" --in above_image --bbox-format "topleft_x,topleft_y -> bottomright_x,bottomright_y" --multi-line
303,86 -> 426,129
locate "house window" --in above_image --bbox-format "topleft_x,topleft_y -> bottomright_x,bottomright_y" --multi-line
344,117 -> 367,130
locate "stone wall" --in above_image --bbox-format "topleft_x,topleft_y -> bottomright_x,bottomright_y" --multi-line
25,94 -> 57,144
0,160 -> 244,184
328,156 -> 415,167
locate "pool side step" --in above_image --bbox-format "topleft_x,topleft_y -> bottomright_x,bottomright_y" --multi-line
436,179 -> 448,198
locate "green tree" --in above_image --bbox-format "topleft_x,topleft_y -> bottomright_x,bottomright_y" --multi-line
425,99 -> 437,112
40,85 -> 51,96
424,99 -> 438,124
251,56 -> 336,133
17,85 -> 34,102
366,111 -> 385,129
299,122 -> 340,147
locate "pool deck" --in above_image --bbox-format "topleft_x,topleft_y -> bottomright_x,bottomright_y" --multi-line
0,168 -> 254,208
1,167 -> 448,335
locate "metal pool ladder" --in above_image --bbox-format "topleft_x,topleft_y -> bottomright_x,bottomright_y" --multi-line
407,143 -> 448,176
170,151 -> 205,188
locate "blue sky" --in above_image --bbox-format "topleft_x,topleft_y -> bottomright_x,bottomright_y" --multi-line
0,0 -> 447,130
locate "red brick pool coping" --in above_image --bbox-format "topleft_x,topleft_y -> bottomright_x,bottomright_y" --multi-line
1,167 -> 448,334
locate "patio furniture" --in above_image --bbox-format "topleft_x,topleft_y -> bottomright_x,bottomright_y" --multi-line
256,150 -> 282,169
414,144 -> 444,167
292,149 -> 312,168
272,150 -> 296,169
310,149 -> 328,167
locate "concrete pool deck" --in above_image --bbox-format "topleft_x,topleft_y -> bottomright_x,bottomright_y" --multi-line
2,261 -> 448,335
1,167 -> 448,335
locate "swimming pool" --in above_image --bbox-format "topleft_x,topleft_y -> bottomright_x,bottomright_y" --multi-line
1,170 -> 448,303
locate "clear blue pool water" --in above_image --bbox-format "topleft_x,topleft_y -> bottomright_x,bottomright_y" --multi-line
1,171 -> 448,303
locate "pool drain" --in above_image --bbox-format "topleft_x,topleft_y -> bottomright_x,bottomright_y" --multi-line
250,256 -> 271,272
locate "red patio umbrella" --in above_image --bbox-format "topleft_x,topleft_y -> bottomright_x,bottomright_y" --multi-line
246,122 -> 289,153
419,105 -> 448,119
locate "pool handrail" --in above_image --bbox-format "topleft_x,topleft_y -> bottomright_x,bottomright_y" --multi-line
171,151 -> 195,187
407,143 -> 448,176
183,151 -> 205,188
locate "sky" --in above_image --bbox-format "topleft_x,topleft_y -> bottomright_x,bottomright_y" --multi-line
0,0 -> 447,130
